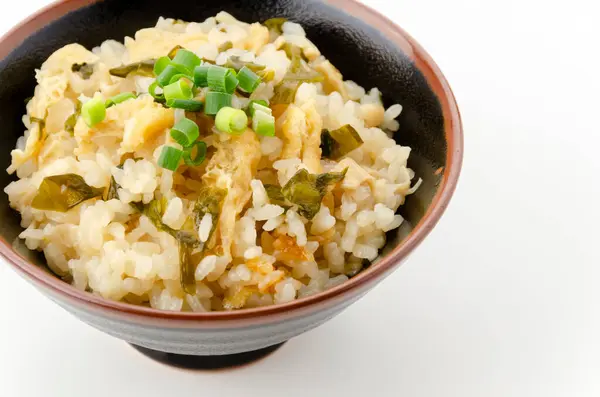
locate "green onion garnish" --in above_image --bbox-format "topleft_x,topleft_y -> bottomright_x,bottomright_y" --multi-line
154,56 -> 171,76
157,65 -> 180,87
215,107 -> 248,135
207,65 -> 238,93
183,141 -> 207,166
166,99 -> 203,112
157,146 -> 183,171
163,79 -> 193,102
194,64 -> 210,87
171,49 -> 202,75
252,110 -> 275,136
149,81 -> 165,103
237,66 -> 261,93
204,91 -> 232,115
170,118 -> 200,147
168,74 -> 194,86
247,100 -> 269,117
105,92 -> 136,108
81,97 -> 106,127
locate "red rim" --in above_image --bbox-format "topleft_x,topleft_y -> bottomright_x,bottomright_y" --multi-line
0,0 -> 463,325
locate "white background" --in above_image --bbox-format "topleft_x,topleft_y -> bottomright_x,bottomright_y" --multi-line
1,0 -> 599,396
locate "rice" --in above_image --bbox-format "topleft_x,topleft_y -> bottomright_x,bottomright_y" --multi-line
4,13 -> 420,311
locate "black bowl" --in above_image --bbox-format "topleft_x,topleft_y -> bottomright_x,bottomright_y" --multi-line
0,0 -> 462,367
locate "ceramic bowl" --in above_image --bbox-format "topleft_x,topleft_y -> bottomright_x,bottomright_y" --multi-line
0,0 -> 462,367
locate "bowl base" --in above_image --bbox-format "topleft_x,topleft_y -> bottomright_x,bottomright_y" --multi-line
130,342 -> 286,370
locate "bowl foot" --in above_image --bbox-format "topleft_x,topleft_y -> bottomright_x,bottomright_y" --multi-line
130,342 -> 286,370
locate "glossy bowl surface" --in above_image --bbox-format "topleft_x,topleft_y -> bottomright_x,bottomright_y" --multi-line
0,0 -> 462,356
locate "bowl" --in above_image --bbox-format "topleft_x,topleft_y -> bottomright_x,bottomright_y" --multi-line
0,0 -> 462,367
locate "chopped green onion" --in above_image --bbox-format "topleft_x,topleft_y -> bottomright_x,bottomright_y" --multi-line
207,65 -> 238,93
237,66 -> 261,93
170,118 -> 199,147
194,64 -> 210,87
171,49 -> 201,75
215,107 -> 248,135
154,56 -> 171,76
81,97 -> 106,127
168,73 -> 194,86
157,146 -> 183,171
157,65 -> 180,87
163,80 -> 193,101
252,110 -> 275,136
247,100 -> 269,117
251,101 -> 272,117
166,99 -> 203,112
105,92 -> 136,108
183,141 -> 207,166
204,91 -> 232,115
149,81 -> 165,103
225,71 -> 239,94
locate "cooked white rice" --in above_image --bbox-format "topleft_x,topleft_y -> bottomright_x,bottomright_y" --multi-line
4,13 -> 419,311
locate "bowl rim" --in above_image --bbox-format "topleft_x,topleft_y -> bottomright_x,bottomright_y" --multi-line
0,0 -> 463,324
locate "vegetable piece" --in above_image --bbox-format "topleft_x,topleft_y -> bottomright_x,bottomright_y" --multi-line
320,124 -> 364,159
168,73 -> 194,86
263,17 -> 287,34
170,118 -> 199,147
148,81 -> 165,103
237,66 -> 261,93
71,63 -> 94,79
168,45 -> 184,59
183,141 -> 207,166
271,80 -> 300,104
81,97 -> 106,127
105,176 -> 120,201
170,49 -> 202,75
163,79 -> 193,101
153,56 -> 171,76
264,184 -> 287,206
194,64 -> 210,87
207,65 -> 238,93
166,99 -> 203,111
247,100 -> 269,117
281,168 -> 347,219
215,107 -> 248,134
181,186 -> 228,293
64,101 -> 82,134
157,146 -> 183,171
257,69 -> 275,82
204,91 -> 232,115
109,60 -> 155,78
156,65 -> 180,87
224,55 -> 266,72
282,43 -> 323,82
31,174 -> 104,212
105,92 -> 136,108
252,110 -> 275,136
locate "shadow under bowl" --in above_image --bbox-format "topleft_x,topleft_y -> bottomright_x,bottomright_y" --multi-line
0,0 -> 462,367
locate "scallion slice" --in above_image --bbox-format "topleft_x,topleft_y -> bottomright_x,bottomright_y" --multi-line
81,97 -> 106,127
250,100 -> 272,117
252,110 -> 275,136
158,146 -> 183,171
105,92 -> 136,108
247,100 -> 269,117
157,65 -> 180,87
237,66 -> 261,93
149,81 -> 165,103
194,64 -> 210,88
207,65 -> 238,93
204,91 -> 232,115
183,141 -> 207,166
166,99 -> 203,112
170,118 -> 200,147
171,49 -> 201,75
215,107 -> 248,135
168,74 -> 194,86
154,56 -> 171,76
163,80 -> 193,101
